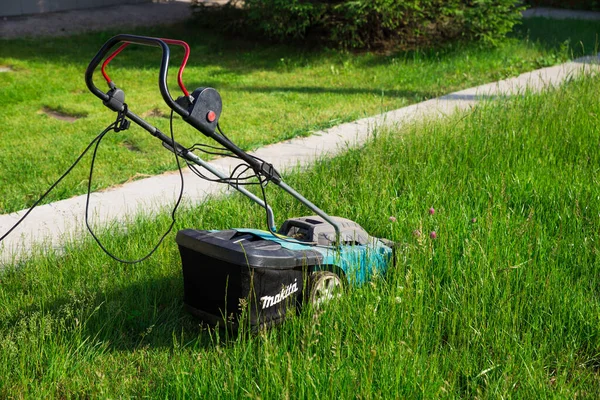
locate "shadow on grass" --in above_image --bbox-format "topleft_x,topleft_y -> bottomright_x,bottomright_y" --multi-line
573,54 -> 600,64
207,85 -> 510,102
186,81 -> 438,100
439,93 -> 510,101
350,19 -> 600,70
512,17 -> 600,58
0,21 -> 327,75
10,271 -> 227,352
2,16 -> 599,78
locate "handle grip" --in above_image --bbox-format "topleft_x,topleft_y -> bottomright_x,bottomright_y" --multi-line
85,34 -> 189,118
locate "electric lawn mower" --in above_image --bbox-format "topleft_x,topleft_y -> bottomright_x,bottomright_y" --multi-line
3,34 -> 395,330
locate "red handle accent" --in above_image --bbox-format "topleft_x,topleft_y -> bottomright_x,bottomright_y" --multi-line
101,38 -> 191,97
101,43 -> 128,83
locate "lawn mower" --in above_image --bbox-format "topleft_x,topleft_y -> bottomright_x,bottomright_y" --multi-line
85,34 -> 394,329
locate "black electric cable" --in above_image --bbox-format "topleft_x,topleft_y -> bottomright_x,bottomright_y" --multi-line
186,138 -> 274,187
84,109 -> 185,264
216,123 -> 232,143
184,151 -> 265,187
0,123 -> 116,244
185,161 -> 257,185
244,150 -> 339,249
188,123 -> 272,167
187,146 -> 233,158
186,124 -> 284,237
0,103 -> 327,263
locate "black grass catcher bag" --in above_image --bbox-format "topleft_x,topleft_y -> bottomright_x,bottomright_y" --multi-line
176,228 -> 322,330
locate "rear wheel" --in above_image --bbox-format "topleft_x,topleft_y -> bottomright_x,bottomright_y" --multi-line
308,271 -> 343,309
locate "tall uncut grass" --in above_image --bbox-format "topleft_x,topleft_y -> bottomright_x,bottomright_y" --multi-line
0,73 -> 599,398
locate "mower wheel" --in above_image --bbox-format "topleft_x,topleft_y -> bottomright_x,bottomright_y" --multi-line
308,271 -> 343,309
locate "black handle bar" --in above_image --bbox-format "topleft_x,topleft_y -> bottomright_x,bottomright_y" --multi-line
85,34 -> 281,183
85,34 -> 189,119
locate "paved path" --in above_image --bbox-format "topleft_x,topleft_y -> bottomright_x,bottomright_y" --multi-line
0,0 -> 225,39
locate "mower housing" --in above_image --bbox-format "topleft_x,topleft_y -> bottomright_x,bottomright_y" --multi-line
176,217 -> 393,330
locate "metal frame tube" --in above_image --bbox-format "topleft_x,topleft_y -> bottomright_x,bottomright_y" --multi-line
182,151 -> 277,231
121,110 -> 277,231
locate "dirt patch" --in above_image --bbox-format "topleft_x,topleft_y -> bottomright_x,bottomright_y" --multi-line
142,108 -> 170,119
0,65 -> 14,73
39,106 -> 84,122
121,140 -> 142,152
123,172 -> 153,184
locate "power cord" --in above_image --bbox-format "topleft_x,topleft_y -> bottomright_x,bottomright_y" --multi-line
84,109 -> 184,264
0,108 -> 185,264
203,125 -> 334,249
0,123 -> 116,243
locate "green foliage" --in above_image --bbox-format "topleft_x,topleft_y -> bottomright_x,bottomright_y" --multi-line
220,0 -> 525,48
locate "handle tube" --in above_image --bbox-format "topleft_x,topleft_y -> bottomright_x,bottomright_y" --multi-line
101,39 -> 191,97
129,111 -> 277,230
85,35 -> 270,180
277,181 -> 341,244
85,34 -> 189,118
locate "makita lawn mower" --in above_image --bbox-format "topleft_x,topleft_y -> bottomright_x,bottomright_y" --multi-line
83,34 -> 394,329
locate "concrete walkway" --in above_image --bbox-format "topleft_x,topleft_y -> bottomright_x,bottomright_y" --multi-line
0,0 -> 225,39
1,55 -> 599,265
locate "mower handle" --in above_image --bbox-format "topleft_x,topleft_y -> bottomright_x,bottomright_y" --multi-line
85,34 -> 263,174
101,39 -> 191,98
85,34 -> 189,118
85,34 -> 342,243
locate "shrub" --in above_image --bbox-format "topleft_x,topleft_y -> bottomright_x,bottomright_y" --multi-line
192,0 -> 525,49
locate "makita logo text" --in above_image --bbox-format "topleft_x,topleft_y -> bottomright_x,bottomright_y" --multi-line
260,279 -> 299,309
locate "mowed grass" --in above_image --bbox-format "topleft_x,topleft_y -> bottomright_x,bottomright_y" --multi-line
0,17 -> 599,213
1,68 -> 599,397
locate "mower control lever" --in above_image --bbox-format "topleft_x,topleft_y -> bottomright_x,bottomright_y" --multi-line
175,87 -> 223,143
101,38 -> 192,98
103,87 -> 125,112
85,34 -> 188,118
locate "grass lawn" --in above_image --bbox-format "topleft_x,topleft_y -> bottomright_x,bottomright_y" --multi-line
0,17 -> 599,214
0,65 -> 598,397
